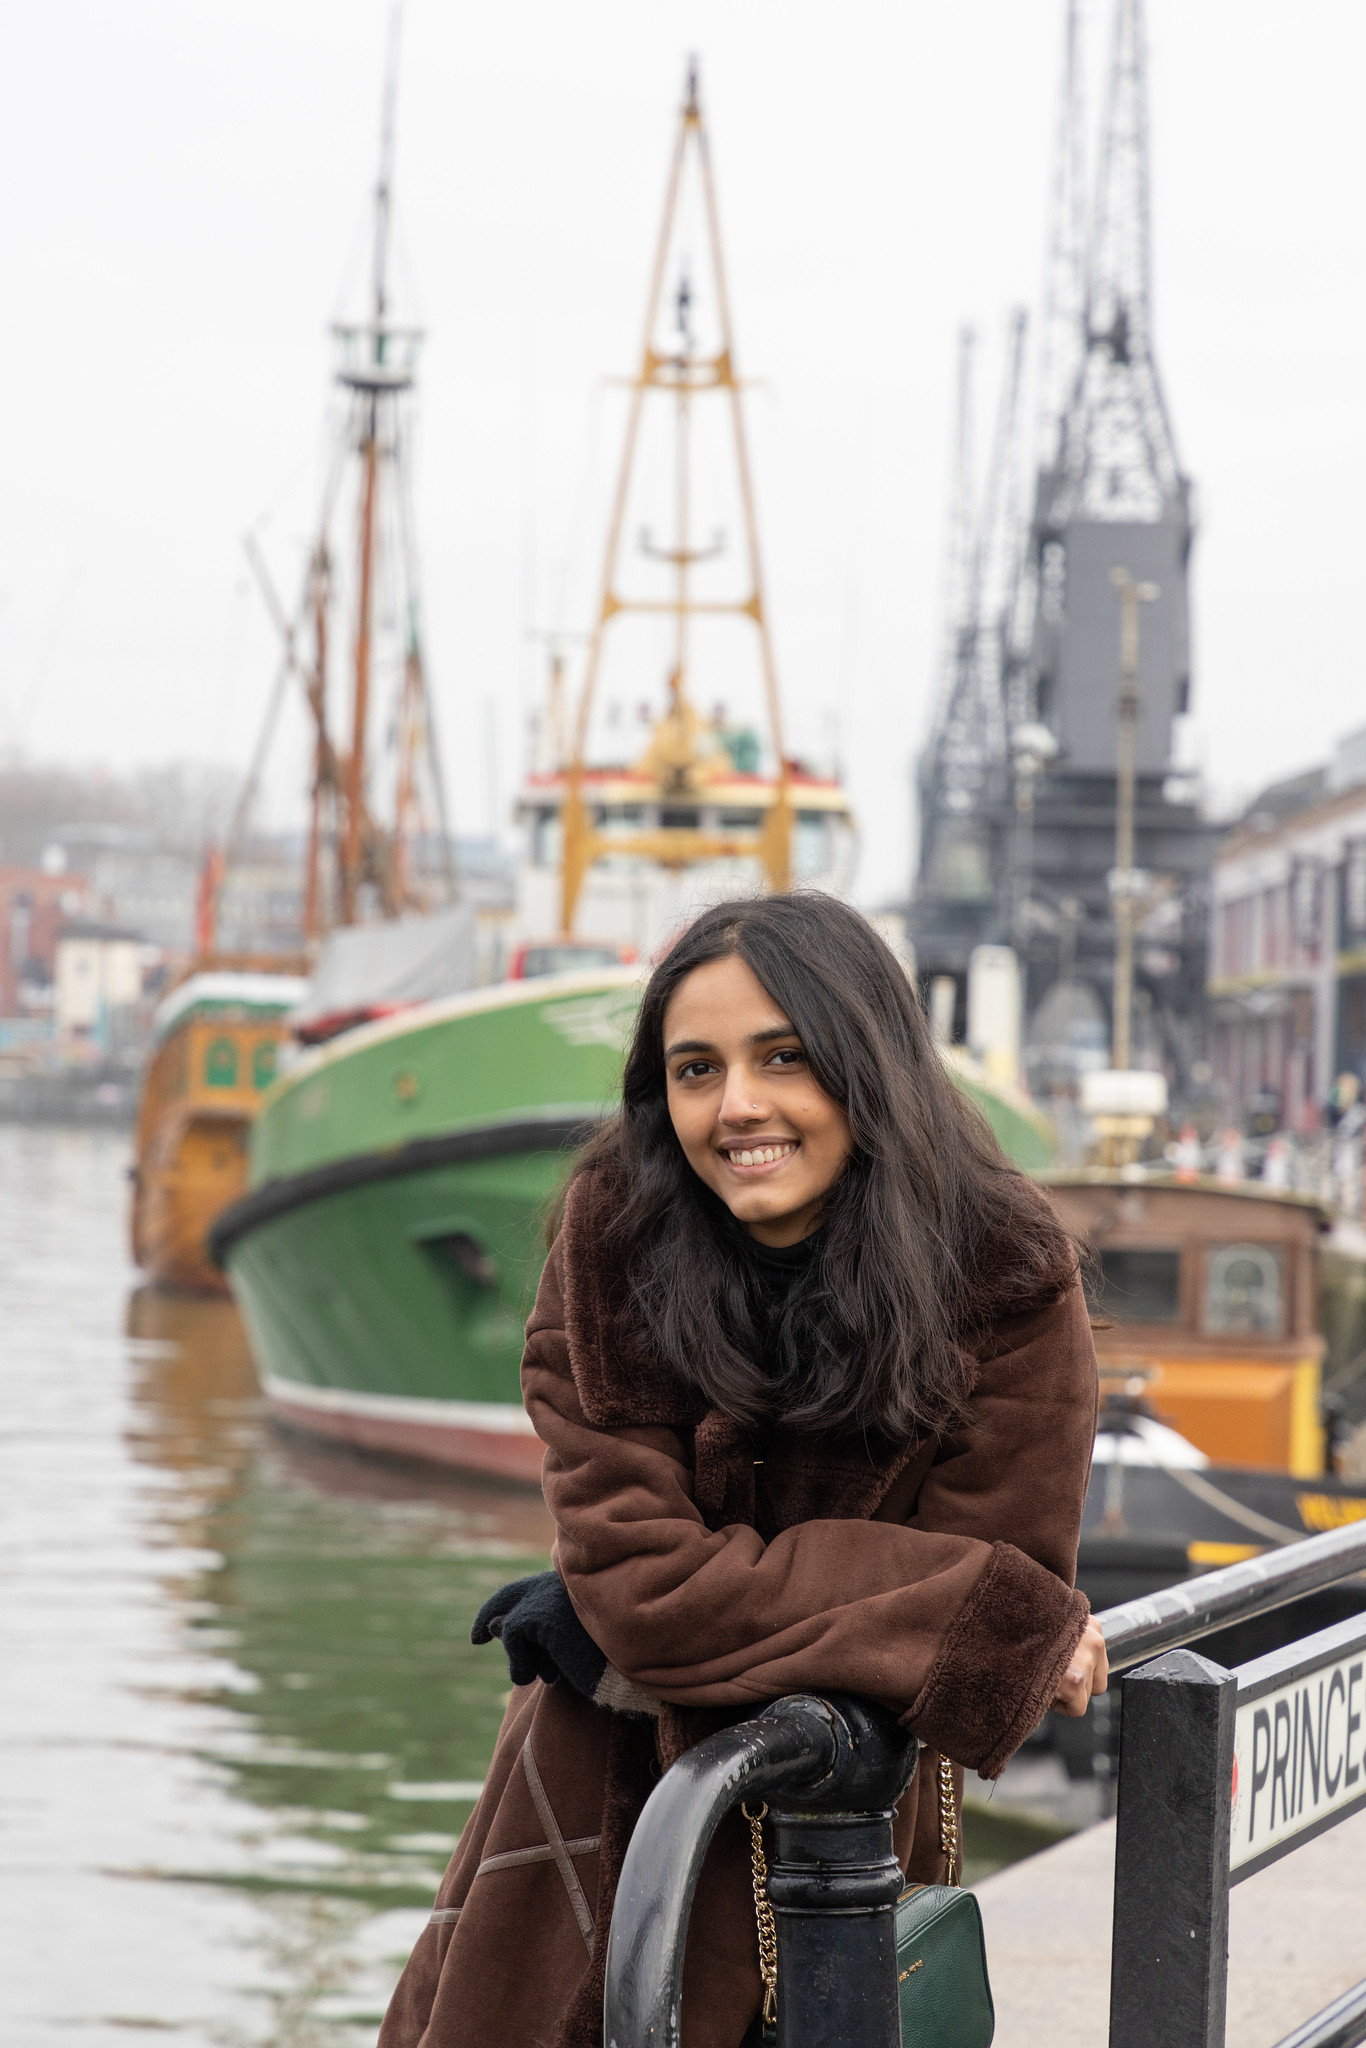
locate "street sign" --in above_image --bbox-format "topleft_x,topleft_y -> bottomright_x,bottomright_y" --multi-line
1230,1612 -> 1366,1881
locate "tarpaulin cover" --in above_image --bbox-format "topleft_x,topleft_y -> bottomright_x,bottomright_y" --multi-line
293,906 -> 477,1030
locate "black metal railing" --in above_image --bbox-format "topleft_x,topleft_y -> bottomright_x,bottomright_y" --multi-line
602,1692 -> 916,2048
602,1519 -> 1366,2048
1099,1519 -> 1366,1675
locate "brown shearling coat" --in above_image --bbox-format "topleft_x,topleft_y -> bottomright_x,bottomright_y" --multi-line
380,1168 -> 1097,2048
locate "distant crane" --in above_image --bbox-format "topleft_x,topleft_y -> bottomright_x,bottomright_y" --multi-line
912,311 -> 1029,968
1016,0 -> 1207,1090
911,0 -> 1210,1100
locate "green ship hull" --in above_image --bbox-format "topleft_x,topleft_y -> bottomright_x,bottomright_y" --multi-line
213,969 -> 1055,1481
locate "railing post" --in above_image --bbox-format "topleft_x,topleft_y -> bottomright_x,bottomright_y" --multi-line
1110,1647 -> 1237,2048
602,1693 -> 916,2048
765,1697 -> 918,2048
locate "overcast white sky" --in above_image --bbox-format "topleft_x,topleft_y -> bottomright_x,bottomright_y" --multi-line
1,1 -> 1363,903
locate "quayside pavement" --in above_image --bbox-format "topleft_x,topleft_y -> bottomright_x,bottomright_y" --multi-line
974,1801 -> 1366,2047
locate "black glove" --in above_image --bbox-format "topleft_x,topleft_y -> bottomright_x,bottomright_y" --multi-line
471,1570 -> 607,1696
471,1570 -> 657,1717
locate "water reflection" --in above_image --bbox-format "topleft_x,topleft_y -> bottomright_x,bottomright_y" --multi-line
1,1127 -> 550,2047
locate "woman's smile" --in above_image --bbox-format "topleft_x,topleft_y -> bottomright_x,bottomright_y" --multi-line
717,1136 -> 799,1169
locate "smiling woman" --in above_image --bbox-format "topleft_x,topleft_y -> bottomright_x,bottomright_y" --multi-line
382,893 -> 1106,2048
663,953 -> 853,1247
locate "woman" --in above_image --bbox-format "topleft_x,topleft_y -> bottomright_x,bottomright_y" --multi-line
381,893 -> 1105,2048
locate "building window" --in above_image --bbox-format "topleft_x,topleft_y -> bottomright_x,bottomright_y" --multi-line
1292,861 -> 1321,957
1345,842 -> 1366,939
1262,887 -> 1281,968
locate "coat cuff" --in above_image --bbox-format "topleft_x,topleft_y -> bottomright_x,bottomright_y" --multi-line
903,1541 -> 1090,1780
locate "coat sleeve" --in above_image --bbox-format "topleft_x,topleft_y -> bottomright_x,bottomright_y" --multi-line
523,1240 -> 1093,1778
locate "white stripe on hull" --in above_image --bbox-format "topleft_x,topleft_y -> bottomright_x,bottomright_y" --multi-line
261,1375 -> 544,1486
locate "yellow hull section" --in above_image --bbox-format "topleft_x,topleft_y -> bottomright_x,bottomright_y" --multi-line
1120,1354 -> 1325,1477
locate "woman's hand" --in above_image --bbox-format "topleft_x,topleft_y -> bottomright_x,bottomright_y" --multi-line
1051,1617 -> 1108,1717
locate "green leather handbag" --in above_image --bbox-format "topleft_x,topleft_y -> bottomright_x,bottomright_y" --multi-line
744,1754 -> 995,2047
895,1882 -> 995,2045
894,1754 -> 995,2045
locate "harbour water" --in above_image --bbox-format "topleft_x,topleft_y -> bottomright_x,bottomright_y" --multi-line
0,1124 -> 553,2046
1,1124 -> 1062,2046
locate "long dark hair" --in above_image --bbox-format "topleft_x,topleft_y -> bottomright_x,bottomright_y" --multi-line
573,893 -> 1077,1442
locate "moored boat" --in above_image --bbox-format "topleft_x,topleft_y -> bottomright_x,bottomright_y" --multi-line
211,968 -> 642,1479
1042,1169 -> 1348,1475
131,965 -> 307,1294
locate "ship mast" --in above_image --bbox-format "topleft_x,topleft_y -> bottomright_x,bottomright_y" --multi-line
314,1 -> 454,931
203,4 -> 452,958
558,58 -> 793,934
340,6 -> 400,924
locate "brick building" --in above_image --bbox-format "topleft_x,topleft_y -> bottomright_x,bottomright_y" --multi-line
0,866 -> 89,1015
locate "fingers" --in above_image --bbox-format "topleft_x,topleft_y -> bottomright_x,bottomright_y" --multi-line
1052,1623 -> 1107,1717
1052,1670 -> 1089,1717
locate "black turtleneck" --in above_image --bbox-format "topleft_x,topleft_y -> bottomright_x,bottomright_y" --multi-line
739,1228 -> 822,1298
731,1224 -> 823,1377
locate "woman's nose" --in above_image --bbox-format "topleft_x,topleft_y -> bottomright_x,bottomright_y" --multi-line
719,1068 -> 767,1124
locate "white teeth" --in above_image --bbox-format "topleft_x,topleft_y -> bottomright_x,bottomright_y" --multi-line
728,1141 -> 797,1166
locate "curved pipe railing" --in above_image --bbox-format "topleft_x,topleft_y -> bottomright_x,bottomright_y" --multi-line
602,1692 -> 916,2048
1099,1517 -> 1366,1674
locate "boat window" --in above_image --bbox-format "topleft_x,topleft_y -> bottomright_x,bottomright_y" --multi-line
795,811 -> 829,878
530,808 -> 560,869
520,944 -> 621,978
205,1037 -> 239,1088
1095,1247 -> 1181,1322
718,808 -> 762,830
1203,1244 -> 1286,1337
661,807 -> 701,830
598,807 -> 643,836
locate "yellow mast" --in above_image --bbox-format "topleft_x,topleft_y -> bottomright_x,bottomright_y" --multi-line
559,59 -> 793,935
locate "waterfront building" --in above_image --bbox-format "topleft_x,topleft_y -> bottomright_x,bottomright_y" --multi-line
0,864 -> 88,1016
53,921 -> 146,1042
1209,734 -> 1366,1132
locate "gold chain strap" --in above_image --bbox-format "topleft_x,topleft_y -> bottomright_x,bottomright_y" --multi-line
938,1752 -> 960,1887
741,1801 -> 779,2026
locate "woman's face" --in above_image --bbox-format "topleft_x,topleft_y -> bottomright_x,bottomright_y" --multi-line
662,953 -> 853,1247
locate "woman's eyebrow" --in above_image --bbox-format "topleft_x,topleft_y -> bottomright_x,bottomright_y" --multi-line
664,1024 -> 797,1059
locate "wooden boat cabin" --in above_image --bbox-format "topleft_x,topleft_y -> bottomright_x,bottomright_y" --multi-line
1042,1172 -> 1330,1476
132,966 -> 307,1294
